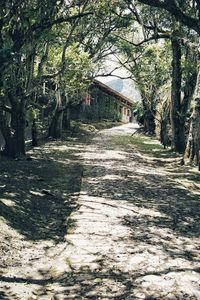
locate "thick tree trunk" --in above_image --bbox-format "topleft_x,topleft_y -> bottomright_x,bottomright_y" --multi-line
48,88 -> 67,139
184,92 -> 200,168
48,109 -> 64,138
0,103 -> 26,158
31,118 -> 38,147
62,106 -> 71,130
170,36 -> 185,153
160,119 -> 170,148
143,106 -> 155,134
184,99 -> 200,167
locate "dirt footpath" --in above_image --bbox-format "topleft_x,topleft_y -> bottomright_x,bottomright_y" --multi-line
0,123 -> 200,299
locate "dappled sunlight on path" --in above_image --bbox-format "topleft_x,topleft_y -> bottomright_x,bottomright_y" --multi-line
0,123 -> 199,299
0,139 -> 85,299
63,123 -> 200,299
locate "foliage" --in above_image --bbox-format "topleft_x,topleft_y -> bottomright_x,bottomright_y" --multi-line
115,37 -> 172,134
137,0 -> 200,35
132,42 -> 171,107
81,87 -> 122,121
132,101 -> 145,125
0,0 -> 131,156
1,0 -> 199,163
123,0 -> 200,162
47,43 -> 92,101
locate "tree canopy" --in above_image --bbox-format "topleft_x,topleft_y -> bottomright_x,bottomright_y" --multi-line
0,0 -> 200,168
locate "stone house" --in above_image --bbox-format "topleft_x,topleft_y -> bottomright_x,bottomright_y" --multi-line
70,79 -> 134,123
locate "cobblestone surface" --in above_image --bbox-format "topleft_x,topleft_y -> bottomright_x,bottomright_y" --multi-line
0,123 -> 199,299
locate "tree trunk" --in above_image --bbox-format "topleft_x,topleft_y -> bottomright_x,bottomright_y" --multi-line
143,105 -> 155,134
48,109 -> 64,138
48,89 -> 64,139
0,103 -> 26,158
62,106 -> 71,130
31,118 -> 38,147
184,99 -> 200,166
160,119 -> 170,148
184,100 -> 200,168
170,36 -> 185,153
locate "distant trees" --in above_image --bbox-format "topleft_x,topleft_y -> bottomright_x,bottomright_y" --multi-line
116,41 -> 171,135
130,0 -> 200,166
1,0 -> 200,169
109,1 -> 199,167
0,0 -> 92,157
137,0 -> 200,35
0,0 -> 130,158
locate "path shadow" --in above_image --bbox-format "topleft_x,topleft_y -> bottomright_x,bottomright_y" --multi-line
0,131 -> 199,299
80,140 -> 200,273
0,259 -> 199,299
83,153 -> 200,240
0,140 -> 85,242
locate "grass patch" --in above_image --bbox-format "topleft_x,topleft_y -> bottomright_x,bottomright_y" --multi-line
112,132 -> 200,194
90,120 -> 123,130
70,120 -> 123,135
111,134 -> 180,160
130,134 -> 180,159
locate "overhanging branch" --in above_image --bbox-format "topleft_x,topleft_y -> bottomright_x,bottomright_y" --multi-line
28,11 -> 93,34
137,0 -> 200,34
114,32 -> 171,47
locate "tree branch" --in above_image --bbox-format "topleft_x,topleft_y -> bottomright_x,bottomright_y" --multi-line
94,73 -> 132,80
28,11 -> 93,34
114,32 -> 171,47
137,0 -> 200,34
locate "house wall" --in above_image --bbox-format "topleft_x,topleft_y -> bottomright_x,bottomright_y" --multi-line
70,88 -> 121,121
70,85 -> 133,123
121,107 -> 132,123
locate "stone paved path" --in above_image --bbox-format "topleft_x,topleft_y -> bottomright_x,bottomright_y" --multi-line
64,123 -> 200,300
0,123 -> 200,299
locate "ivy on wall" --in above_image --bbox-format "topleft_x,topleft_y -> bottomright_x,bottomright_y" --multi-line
83,87 -> 122,121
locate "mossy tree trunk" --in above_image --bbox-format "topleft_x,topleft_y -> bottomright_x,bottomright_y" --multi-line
160,119 -> 170,148
48,88 -> 65,139
143,108 -> 155,134
48,110 -> 64,139
0,97 -> 26,158
141,94 -> 156,135
184,64 -> 200,168
62,105 -> 71,130
170,36 -> 186,153
31,118 -> 38,147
